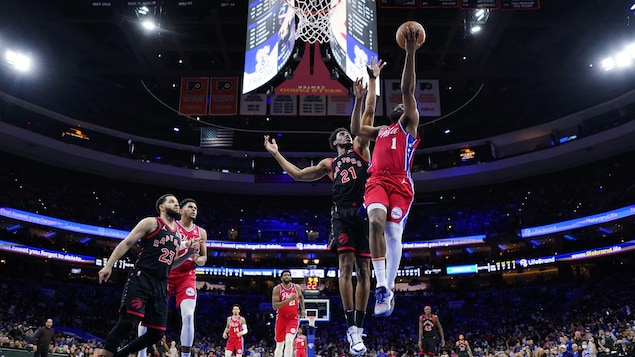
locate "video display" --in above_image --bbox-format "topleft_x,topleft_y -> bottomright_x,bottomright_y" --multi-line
329,0 -> 379,90
243,0 -> 296,94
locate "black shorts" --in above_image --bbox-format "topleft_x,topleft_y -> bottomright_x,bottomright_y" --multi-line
329,206 -> 370,256
420,337 -> 437,355
120,268 -> 169,330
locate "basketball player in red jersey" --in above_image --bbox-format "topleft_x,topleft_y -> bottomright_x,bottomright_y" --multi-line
96,194 -> 199,357
222,304 -> 248,357
418,306 -> 445,357
138,198 -> 207,357
264,58 -> 385,356
294,327 -> 307,357
272,270 -> 306,357
351,26 -> 422,317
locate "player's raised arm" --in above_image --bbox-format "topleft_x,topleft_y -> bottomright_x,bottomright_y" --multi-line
350,79 -> 380,141
401,27 -> 421,137
354,57 -> 387,161
264,135 -> 332,181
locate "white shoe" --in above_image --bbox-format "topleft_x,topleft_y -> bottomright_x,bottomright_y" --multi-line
346,326 -> 366,355
357,327 -> 367,354
374,286 -> 395,317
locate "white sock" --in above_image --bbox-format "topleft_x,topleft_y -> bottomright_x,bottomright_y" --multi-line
372,258 -> 387,288
180,299 -> 196,348
137,323 -> 148,357
385,222 -> 404,290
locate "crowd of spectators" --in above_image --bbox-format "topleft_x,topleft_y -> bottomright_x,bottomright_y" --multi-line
1,261 -> 635,357
2,149 -> 635,251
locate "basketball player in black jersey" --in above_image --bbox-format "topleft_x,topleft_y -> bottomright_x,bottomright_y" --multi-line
264,58 -> 385,356
96,194 -> 200,357
419,306 -> 445,357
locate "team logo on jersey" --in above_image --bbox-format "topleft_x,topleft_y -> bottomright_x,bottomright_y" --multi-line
338,233 -> 349,245
131,297 -> 143,310
391,207 -> 403,220
186,287 -> 196,297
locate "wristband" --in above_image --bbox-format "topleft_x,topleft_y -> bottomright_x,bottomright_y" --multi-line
366,66 -> 376,79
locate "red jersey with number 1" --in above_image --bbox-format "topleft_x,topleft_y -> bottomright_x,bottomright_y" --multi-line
171,221 -> 201,275
369,121 -> 420,175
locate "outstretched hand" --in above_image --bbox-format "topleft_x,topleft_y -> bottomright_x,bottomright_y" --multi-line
367,57 -> 386,79
352,78 -> 367,100
263,135 -> 279,155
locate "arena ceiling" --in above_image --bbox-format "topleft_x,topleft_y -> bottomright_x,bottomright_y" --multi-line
0,0 -> 633,151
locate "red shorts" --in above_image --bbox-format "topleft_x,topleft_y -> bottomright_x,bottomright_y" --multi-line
275,315 -> 299,342
167,271 -> 197,308
225,337 -> 243,354
296,351 -> 306,357
364,174 -> 414,225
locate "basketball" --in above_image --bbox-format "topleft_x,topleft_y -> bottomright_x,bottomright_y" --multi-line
396,21 -> 426,50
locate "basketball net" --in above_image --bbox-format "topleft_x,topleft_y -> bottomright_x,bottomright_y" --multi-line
307,315 -> 317,328
285,0 -> 342,43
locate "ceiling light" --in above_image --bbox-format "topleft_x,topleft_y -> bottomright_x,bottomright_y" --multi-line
601,57 -> 615,71
5,50 -> 32,72
141,20 -> 157,31
470,25 -> 482,34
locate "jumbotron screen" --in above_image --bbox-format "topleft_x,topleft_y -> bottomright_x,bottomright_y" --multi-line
243,0 -> 295,94
329,0 -> 379,91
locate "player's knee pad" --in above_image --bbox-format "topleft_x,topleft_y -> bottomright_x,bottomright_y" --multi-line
385,221 -> 403,242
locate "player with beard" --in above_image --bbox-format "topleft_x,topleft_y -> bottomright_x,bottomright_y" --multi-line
351,26 -> 422,317
96,194 -> 200,357
272,270 -> 305,357
138,198 -> 208,357
264,58 -> 385,356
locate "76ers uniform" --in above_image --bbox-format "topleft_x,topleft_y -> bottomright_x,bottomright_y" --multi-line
225,316 -> 244,355
275,283 -> 299,342
295,334 -> 307,357
365,121 -> 420,226
168,221 -> 201,307
330,147 -> 371,256
420,314 -> 439,356
121,217 -> 180,330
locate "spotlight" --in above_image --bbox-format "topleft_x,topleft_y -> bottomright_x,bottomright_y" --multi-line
5,50 -> 32,72
330,68 -> 339,80
284,68 -> 294,80
266,86 -> 275,96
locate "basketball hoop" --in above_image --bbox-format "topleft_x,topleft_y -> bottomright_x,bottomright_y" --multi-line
307,315 -> 317,328
284,0 -> 342,43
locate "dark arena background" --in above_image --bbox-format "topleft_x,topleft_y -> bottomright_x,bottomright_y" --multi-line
1,1 -> 635,357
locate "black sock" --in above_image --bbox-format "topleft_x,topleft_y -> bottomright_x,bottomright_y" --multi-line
345,309 -> 355,328
355,310 -> 366,329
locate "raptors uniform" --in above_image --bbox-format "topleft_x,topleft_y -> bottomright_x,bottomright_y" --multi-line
365,121 -> 420,226
168,221 -> 201,307
456,340 -> 470,357
225,316 -> 244,355
121,217 -> 180,330
275,283 -> 299,342
329,147 -> 370,256
295,334 -> 307,357
420,314 -> 439,356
